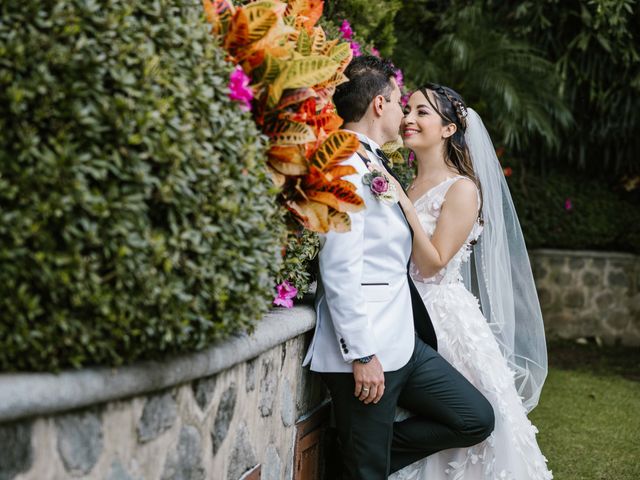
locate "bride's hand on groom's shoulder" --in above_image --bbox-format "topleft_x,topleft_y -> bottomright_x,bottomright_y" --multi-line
353,355 -> 385,404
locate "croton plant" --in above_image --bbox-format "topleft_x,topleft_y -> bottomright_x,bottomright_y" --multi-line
202,0 -> 366,233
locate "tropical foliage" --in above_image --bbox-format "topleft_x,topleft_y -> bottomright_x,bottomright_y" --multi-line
323,0 -> 402,56
492,0 -> 640,175
506,167 -> 640,253
333,0 -> 639,177
392,1 -> 574,154
202,0 -> 366,233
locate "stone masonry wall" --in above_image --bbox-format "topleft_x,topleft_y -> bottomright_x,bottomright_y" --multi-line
0,312 -> 326,480
530,249 -> 640,346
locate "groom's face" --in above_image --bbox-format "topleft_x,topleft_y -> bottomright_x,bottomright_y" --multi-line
378,78 -> 404,143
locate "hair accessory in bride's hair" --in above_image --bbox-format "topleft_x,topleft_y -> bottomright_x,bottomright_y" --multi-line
452,99 -> 468,129
441,90 -> 468,130
421,83 -> 468,130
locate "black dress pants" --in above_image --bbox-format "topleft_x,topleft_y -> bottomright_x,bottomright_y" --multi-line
321,335 -> 495,480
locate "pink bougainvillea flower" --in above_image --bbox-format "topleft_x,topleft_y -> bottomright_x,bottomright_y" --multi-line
273,280 -> 298,308
394,68 -> 404,89
408,151 -> 415,167
564,198 -> 573,211
371,46 -> 380,57
228,65 -> 253,112
339,19 -> 353,40
401,93 -> 410,107
503,167 -> 513,177
350,40 -> 362,57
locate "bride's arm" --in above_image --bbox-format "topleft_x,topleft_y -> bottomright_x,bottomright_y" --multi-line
397,179 -> 479,278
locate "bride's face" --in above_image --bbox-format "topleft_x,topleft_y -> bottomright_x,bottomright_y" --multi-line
401,90 -> 454,151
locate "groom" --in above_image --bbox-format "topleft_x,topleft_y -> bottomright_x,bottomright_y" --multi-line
302,56 -> 494,479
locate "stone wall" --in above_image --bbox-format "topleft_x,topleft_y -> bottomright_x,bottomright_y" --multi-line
530,249 -> 640,346
0,304 -> 327,480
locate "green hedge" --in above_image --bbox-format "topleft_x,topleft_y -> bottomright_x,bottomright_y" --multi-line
277,218 -> 320,299
0,0 -> 284,371
507,169 -> 640,254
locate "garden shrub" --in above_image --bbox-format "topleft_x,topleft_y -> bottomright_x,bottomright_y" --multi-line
324,0 -> 403,56
507,169 -> 640,254
0,0 -> 284,371
276,221 -> 320,300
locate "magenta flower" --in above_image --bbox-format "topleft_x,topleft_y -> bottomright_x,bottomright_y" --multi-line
371,46 -> 380,57
564,198 -> 573,211
339,19 -> 353,40
371,176 -> 389,194
395,68 -> 404,89
228,65 -> 253,112
401,93 -> 410,107
273,281 -> 298,308
350,41 -> 362,57
408,151 -> 415,167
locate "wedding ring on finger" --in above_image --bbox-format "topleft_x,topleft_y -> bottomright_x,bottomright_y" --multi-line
362,387 -> 370,393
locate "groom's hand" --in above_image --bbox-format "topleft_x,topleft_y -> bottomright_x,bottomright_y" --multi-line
353,356 -> 385,404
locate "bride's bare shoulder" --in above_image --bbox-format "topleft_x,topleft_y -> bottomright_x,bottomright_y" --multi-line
444,177 -> 479,210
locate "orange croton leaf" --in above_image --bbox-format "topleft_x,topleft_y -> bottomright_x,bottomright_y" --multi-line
268,145 -> 309,176
313,84 -> 339,110
327,42 -> 353,70
224,8 -> 251,55
243,3 -> 279,44
266,163 -> 286,188
287,200 -> 353,234
263,118 -> 316,145
286,0 -> 324,33
305,177 -> 364,213
328,209 -> 351,232
281,98 -> 341,137
278,88 -> 316,109
310,26 -> 327,53
311,130 -> 360,171
202,0 -> 235,35
303,0 -> 325,31
202,0 -> 365,233
324,165 -> 357,182
240,49 -> 266,71
306,105 -> 343,137
287,199 -> 330,232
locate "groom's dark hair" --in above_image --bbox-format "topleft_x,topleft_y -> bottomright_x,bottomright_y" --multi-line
333,55 -> 397,123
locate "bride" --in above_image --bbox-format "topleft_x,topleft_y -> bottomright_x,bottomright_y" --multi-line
387,84 -> 553,479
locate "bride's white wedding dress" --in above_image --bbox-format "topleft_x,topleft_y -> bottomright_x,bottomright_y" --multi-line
391,176 -> 553,480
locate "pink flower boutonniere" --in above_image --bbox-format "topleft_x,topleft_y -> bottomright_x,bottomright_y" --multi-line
273,281 -> 298,308
362,170 -> 397,205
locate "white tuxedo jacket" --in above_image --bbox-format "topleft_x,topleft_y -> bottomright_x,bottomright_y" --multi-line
303,134 -> 435,373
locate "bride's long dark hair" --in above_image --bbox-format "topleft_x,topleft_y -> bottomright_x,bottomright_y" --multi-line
419,83 -> 483,223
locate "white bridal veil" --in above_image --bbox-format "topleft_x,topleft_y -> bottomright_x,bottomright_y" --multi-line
461,108 -> 548,412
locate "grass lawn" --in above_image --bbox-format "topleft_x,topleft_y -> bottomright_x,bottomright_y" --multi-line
529,342 -> 640,480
